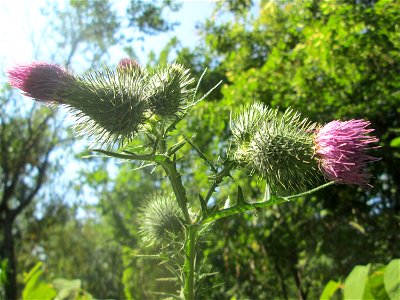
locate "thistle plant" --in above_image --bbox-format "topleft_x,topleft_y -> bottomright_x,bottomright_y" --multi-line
7,61 -> 380,299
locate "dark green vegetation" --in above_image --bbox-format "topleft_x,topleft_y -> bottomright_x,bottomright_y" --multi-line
1,0 -> 399,299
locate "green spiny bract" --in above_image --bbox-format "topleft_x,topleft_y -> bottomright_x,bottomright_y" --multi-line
231,103 -> 321,195
139,193 -> 185,246
230,102 -> 275,145
65,66 -> 150,147
147,63 -> 195,119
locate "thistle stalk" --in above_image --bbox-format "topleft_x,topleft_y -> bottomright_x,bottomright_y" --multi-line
202,181 -> 336,224
160,158 -> 197,299
160,158 -> 191,224
183,225 -> 198,300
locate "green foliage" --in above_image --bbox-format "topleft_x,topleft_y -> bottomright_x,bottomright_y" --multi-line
22,262 -> 94,300
0,259 -> 7,298
320,280 -> 341,300
390,137 -> 400,148
22,262 -> 57,300
127,0 -> 181,35
344,264 -> 371,299
43,0 -> 182,67
122,249 -> 135,300
384,259 -> 400,300
44,0 -> 120,66
321,259 -> 400,300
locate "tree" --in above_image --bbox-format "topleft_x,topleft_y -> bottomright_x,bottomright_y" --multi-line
0,88 -> 60,299
1,0 -> 183,298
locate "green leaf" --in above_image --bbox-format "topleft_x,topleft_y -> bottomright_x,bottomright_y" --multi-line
22,262 -> 57,300
344,264 -> 371,299
236,186 -> 246,205
384,259 -> 400,300
53,278 -> 81,300
363,267 -> 389,300
348,221 -> 366,235
390,137 -> 400,148
320,280 -> 341,300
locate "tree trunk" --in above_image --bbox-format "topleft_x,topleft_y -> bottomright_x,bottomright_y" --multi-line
1,213 -> 17,300
293,268 -> 306,300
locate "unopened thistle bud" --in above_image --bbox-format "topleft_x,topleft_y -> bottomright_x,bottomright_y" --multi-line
7,62 -> 149,146
138,193 -> 185,246
70,66 -> 149,146
147,63 -> 195,118
231,103 -> 320,195
314,120 -> 380,188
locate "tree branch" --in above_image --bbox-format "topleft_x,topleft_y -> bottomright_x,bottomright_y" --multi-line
10,147 -> 52,221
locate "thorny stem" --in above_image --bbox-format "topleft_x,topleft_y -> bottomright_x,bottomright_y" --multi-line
91,148 -> 166,163
204,161 -> 236,205
202,181 -> 335,224
160,157 -> 197,299
283,181 -> 335,200
161,158 -> 191,224
183,225 -> 198,300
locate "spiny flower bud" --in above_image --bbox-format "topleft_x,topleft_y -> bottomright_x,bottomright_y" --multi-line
69,66 -> 149,146
314,120 -> 380,188
231,103 -> 320,195
138,193 -> 185,246
147,63 -> 195,118
7,62 -> 149,147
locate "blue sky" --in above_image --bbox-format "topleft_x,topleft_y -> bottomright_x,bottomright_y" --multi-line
0,0 -> 216,69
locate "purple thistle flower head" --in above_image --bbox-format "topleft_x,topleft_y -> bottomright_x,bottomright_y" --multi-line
118,58 -> 141,70
314,119 -> 380,188
7,62 -> 73,103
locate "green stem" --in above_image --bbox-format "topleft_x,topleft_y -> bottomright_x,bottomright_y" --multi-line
91,148 -> 166,163
161,158 -> 191,224
204,161 -> 235,205
183,225 -> 198,300
202,181 -> 335,224
161,158 -> 197,299
161,158 -> 199,299
283,181 -> 335,200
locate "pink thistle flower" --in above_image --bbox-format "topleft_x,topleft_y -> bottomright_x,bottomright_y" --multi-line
118,58 -> 141,70
6,62 -> 73,103
314,120 -> 380,188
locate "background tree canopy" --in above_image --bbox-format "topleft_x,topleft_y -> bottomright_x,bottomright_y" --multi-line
1,0 -> 399,299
